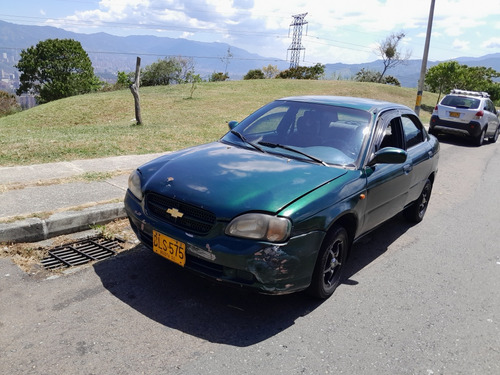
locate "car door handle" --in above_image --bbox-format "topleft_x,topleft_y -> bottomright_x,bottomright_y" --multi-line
428,150 -> 434,158
403,164 -> 413,173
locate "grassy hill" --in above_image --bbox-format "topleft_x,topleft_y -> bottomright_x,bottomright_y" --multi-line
0,80 -> 439,167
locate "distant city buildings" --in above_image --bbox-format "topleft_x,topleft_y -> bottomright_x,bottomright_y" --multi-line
0,50 -> 36,108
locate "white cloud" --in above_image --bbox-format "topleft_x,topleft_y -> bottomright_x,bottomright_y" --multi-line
37,0 -> 500,63
482,37 -> 500,49
452,39 -> 470,51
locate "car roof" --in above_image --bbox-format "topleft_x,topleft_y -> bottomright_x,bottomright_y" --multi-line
277,95 -> 412,113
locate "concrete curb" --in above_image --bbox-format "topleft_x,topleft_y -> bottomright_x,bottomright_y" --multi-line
0,203 -> 126,243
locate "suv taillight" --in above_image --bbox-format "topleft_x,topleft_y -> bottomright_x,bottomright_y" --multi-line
475,110 -> 484,118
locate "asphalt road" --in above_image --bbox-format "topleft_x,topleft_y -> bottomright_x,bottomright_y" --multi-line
1,135 -> 499,375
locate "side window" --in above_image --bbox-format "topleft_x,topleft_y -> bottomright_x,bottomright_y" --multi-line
377,117 -> 404,150
401,114 -> 425,149
486,100 -> 496,114
244,107 -> 287,135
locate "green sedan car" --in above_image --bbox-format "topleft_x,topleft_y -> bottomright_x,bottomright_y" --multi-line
125,96 -> 439,299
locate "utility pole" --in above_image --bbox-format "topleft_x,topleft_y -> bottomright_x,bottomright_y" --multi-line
415,0 -> 436,116
288,13 -> 308,69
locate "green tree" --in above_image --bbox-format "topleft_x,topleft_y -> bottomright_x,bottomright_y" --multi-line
140,56 -> 195,86
141,57 -> 182,86
383,75 -> 401,86
425,62 -> 500,102
376,32 -> 410,83
209,72 -> 229,82
424,61 -> 461,101
354,68 -> 400,86
262,64 -> 280,79
244,69 -> 265,80
277,63 -> 325,80
15,39 -> 99,104
456,66 -> 499,94
116,71 -> 132,88
354,68 -> 380,83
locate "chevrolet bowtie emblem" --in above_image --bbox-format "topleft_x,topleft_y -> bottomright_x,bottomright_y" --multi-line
166,208 -> 184,219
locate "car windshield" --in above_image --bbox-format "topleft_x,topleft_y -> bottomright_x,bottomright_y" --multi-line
221,100 -> 372,167
441,95 -> 480,109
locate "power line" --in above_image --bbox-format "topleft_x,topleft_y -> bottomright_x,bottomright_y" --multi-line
0,45 -> 288,64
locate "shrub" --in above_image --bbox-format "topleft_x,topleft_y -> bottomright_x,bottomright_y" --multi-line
0,91 -> 21,117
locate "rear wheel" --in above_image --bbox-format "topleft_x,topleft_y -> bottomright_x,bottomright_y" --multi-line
475,128 -> 486,146
404,179 -> 433,223
307,225 -> 349,299
489,125 -> 499,143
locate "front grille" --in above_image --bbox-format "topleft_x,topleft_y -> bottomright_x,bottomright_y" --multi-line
146,192 -> 216,234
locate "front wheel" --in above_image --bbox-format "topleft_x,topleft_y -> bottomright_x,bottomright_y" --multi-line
307,226 -> 349,299
404,179 -> 433,223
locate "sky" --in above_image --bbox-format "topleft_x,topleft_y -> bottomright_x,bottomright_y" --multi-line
2,0 -> 500,65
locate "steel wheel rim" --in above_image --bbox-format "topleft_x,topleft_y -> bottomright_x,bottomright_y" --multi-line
323,239 -> 343,287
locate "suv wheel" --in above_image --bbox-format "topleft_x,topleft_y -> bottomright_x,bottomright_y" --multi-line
475,128 -> 486,147
489,125 -> 499,143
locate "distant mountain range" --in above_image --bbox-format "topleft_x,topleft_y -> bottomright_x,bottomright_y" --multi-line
324,54 -> 500,88
1,20 -> 499,88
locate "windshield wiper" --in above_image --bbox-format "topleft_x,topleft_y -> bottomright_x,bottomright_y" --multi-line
258,141 -> 328,166
230,130 -> 265,153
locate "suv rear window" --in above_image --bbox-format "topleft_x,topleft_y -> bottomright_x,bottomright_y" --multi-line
441,95 -> 480,109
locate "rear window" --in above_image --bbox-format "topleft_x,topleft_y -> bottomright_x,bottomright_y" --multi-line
441,95 -> 480,109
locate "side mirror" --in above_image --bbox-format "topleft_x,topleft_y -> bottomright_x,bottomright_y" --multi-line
228,120 -> 239,130
369,147 -> 407,166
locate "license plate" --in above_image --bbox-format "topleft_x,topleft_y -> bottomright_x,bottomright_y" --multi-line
153,230 -> 186,267
449,111 -> 460,118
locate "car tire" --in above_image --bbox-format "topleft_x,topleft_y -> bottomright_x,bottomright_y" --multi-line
489,125 -> 499,143
404,179 -> 433,223
475,128 -> 486,146
307,225 -> 349,299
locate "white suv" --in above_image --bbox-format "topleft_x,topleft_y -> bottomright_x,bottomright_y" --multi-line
429,89 -> 500,146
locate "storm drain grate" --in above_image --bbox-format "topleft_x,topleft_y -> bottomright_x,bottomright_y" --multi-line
41,236 -> 124,270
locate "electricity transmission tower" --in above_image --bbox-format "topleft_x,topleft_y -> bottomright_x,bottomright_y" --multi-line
287,13 -> 308,69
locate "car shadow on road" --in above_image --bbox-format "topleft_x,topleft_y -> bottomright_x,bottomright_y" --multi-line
433,133 -> 496,148
93,214 -> 413,347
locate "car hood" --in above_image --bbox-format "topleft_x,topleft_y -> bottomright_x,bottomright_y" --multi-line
141,142 -> 347,218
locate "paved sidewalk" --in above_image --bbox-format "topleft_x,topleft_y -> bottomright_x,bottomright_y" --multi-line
0,152 -> 168,243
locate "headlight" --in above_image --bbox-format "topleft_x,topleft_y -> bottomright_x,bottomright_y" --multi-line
225,213 -> 291,242
128,169 -> 143,200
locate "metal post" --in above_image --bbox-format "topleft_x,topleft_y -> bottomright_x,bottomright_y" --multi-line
415,0 -> 436,116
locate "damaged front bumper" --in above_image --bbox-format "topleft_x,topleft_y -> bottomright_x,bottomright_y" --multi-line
124,191 -> 325,295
